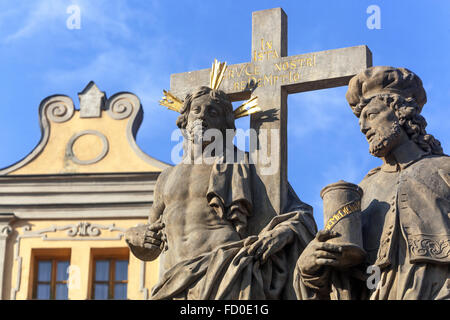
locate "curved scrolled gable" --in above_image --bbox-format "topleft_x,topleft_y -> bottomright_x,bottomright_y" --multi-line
0,81 -> 170,175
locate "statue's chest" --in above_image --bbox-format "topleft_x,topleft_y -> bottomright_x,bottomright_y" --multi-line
164,164 -> 213,199
360,171 -> 400,255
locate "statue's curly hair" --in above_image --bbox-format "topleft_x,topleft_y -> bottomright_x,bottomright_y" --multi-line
176,86 -> 235,131
346,66 -> 443,155
355,94 -> 443,155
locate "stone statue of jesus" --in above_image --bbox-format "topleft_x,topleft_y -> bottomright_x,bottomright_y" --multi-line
125,85 -> 317,300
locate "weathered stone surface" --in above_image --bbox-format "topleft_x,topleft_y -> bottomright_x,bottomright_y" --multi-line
127,7 -> 375,301
171,8 -> 372,215
295,66 -> 450,300
78,81 -> 105,118
0,213 -> 14,300
126,85 -> 317,299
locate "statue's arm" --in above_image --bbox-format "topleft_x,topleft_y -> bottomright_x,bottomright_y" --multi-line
125,168 -> 169,261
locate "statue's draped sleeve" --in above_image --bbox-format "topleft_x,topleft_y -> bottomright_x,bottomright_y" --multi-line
151,153 -> 319,299
207,158 -> 253,237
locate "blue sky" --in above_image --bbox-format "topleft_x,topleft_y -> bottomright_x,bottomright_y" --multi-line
0,1 -> 449,229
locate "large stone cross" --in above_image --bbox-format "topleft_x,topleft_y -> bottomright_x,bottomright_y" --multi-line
170,8 -> 372,215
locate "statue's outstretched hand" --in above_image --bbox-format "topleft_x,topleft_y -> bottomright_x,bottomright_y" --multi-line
125,220 -> 165,261
144,221 -> 166,251
297,229 -> 343,276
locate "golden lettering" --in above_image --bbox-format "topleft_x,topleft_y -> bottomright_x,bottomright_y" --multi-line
289,71 -> 300,82
257,77 -> 262,87
253,51 -> 264,62
273,75 -> 279,85
237,65 -> 246,77
260,38 -> 273,50
245,65 -> 252,76
242,64 -> 259,76
325,200 -> 361,231
227,69 -> 234,80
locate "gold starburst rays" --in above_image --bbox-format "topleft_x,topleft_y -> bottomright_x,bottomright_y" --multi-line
159,90 -> 184,112
160,59 -> 261,119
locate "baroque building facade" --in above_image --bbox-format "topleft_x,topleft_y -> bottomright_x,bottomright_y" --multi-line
0,82 -> 169,299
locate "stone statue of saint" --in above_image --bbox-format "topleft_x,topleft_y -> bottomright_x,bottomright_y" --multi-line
125,84 -> 317,300
294,66 -> 450,300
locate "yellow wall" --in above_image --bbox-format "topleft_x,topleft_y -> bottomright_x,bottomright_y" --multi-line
7,218 -> 159,300
11,111 -> 162,175
2,86 -> 167,300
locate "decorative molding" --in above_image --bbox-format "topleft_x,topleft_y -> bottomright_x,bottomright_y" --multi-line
20,222 -> 125,241
0,225 -> 12,237
107,95 -> 134,120
106,92 -> 171,170
139,261 -> 149,300
0,95 -> 74,175
66,130 -> 109,165
78,81 -> 105,118
0,213 -> 15,299
0,172 -> 159,220
11,224 -> 29,300
11,223 -> 126,299
11,209 -> 151,220
68,222 -> 101,237
0,86 -> 170,175
408,236 -> 450,260
45,96 -> 75,123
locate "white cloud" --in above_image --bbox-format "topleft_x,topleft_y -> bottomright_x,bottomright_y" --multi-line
3,0 -> 66,42
2,0 -> 160,44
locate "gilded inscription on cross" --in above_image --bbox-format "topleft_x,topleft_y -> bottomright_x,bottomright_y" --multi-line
170,8 -> 372,215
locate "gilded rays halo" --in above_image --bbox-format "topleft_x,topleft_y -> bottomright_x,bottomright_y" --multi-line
159,90 -> 183,113
159,59 -> 261,119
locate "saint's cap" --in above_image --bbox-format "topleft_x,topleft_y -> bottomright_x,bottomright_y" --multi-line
346,66 -> 427,116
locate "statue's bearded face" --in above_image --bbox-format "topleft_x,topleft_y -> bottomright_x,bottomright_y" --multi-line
359,96 -> 405,158
186,94 -> 227,146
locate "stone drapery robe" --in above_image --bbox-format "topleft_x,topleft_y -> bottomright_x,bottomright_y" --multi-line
150,156 -> 317,300
295,152 -> 450,300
